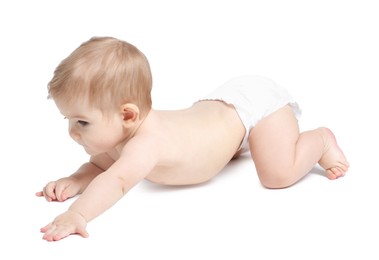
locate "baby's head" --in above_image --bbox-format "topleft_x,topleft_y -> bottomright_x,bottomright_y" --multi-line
47,36 -> 152,118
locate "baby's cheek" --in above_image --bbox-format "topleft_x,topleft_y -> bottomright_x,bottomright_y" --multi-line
91,138 -> 117,152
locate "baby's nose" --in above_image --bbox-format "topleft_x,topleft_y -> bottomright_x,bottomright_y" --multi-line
69,128 -> 81,141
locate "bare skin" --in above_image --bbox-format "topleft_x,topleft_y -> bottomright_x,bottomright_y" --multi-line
248,105 -> 349,188
36,100 -> 349,241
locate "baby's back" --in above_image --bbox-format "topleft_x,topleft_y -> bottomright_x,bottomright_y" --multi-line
145,101 -> 246,185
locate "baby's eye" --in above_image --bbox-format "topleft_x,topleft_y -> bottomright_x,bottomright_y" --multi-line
77,120 -> 89,127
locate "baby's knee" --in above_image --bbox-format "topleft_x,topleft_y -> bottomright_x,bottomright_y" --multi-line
257,169 -> 294,189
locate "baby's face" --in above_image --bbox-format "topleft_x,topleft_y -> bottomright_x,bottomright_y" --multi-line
53,98 -> 127,156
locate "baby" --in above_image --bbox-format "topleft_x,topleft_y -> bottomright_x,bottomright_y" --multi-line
36,36 -> 349,241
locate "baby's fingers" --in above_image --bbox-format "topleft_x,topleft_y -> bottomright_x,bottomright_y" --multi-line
54,184 -> 80,202
41,223 -> 71,241
35,191 -> 44,197
35,191 -> 54,202
37,182 -> 58,202
40,222 -> 89,241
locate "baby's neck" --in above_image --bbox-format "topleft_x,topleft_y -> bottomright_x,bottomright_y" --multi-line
112,109 -> 153,154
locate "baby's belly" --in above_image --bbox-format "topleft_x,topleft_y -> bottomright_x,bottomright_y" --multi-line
145,139 -> 244,185
145,160 -> 230,185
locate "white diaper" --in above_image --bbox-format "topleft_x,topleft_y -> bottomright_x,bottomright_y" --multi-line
199,75 -> 301,153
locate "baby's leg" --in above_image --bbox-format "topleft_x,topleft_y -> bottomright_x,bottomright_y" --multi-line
249,105 -> 349,188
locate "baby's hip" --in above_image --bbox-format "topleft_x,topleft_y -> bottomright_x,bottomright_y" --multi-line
199,75 -> 301,152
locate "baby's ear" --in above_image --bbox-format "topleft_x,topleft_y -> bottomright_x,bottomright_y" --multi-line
120,103 -> 140,124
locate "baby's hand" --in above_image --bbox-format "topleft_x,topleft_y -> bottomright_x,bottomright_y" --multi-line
41,210 -> 89,241
36,177 -> 81,202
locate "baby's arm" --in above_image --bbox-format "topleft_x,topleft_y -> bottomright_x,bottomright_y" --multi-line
40,137 -> 157,241
36,153 -> 114,202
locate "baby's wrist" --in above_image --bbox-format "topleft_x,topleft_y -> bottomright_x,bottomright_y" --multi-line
67,209 -> 88,223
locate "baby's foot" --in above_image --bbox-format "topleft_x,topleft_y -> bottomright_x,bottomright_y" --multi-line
317,127 -> 350,180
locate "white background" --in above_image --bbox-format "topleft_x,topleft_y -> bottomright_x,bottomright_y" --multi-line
1,0 -> 378,259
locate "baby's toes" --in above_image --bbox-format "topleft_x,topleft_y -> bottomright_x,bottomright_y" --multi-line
335,167 -> 346,178
338,163 -> 349,172
330,167 -> 346,179
326,169 -> 337,180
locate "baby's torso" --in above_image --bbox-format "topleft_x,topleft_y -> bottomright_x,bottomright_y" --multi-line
144,101 -> 246,185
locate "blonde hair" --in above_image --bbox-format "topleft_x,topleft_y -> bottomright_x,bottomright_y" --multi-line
47,36 -> 152,117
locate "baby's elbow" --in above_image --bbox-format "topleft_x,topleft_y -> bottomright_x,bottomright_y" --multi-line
116,175 -> 140,195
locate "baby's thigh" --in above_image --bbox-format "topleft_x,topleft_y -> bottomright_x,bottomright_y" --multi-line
248,105 -> 300,175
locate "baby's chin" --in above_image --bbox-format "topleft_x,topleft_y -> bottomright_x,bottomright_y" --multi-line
82,146 -> 97,156
82,145 -> 109,156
